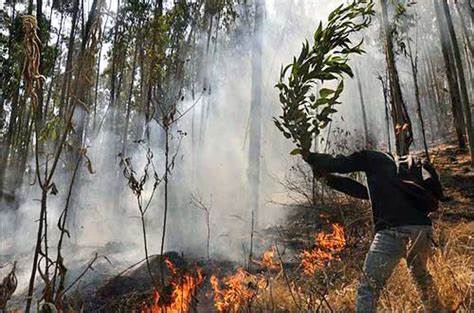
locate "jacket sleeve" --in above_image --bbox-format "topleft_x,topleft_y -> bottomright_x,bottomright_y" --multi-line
420,161 -> 445,200
395,180 -> 439,212
325,174 -> 369,200
306,151 -> 370,174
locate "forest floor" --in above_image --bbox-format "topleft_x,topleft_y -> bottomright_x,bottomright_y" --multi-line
3,143 -> 473,312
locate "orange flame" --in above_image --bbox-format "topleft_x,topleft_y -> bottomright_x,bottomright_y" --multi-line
253,246 -> 280,271
210,268 -> 266,312
300,223 -> 345,276
141,260 -> 203,313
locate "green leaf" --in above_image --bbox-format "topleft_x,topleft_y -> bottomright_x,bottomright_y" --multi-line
290,148 -> 302,155
273,0 -> 374,152
319,88 -> 335,98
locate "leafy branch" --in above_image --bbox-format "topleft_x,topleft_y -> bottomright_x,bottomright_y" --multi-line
274,0 -> 375,155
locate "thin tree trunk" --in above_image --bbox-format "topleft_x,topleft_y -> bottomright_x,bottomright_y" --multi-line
442,0 -> 474,166
0,1 -> 20,196
109,0 -> 121,132
44,12 -> 64,118
160,127 -> 170,285
433,0 -> 467,150
408,42 -> 429,160
355,66 -> 369,147
122,40 -> 139,155
380,0 -> 413,156
248,0 -> 264,227
36,0 -> 45,123
58,0 -> 80,120
454,2 -> 473,57
426,56 -> 449,136
420,62 -> 438,142
422,80 -> 436,143
379,73 -> 392,153
463,40 -> 474,98
198,14 -> 214,146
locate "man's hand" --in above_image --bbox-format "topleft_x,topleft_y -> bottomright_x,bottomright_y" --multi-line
301,149 -> 326,178
301,148 -> 310,162
313,167 -> 328,179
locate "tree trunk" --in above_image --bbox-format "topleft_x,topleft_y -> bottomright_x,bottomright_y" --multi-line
380,75 -> 392,153
420,60 -> 439,142
36,0 -> 45,123
198,14 -> 214,146
355,66 -> 369,147
248,0 -> 264,227
0,2 -> 19,198
454,2 -> 473,58
380,0 -> 413,156
463,40 -> 474,98
58,0 -> 80,120
426,56 -> 449,136
109,0 -> 121,133
44,12 -> 64,118
408,42 -> 429,160
121,40 -> 139,155
433,0 -> 467,150
442,0 -> 474,166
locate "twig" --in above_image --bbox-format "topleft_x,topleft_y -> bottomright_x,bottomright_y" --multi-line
273,240 -> 303,312
62,253 -> 99,295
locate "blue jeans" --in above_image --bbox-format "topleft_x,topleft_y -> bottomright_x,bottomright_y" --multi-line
356,225 -> 443,312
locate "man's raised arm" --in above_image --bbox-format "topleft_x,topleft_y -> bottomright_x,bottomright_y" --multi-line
303,150 -> 370,174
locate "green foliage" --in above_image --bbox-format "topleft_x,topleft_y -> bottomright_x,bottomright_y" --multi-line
39,116 -> 63,142
274,0 -> 375,154
391,0 -> 417,56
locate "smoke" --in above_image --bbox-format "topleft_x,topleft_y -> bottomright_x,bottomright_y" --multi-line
0,0 -> 449,295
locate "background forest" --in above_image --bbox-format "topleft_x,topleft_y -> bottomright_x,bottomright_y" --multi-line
0,0 -> 472,312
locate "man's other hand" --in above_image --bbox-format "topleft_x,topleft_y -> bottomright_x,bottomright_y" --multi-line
302,148 -> 310,161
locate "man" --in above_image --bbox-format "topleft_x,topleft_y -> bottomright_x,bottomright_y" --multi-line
302,149 -> 445,313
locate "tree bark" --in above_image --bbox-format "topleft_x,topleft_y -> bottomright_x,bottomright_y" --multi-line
198,14 -> 214,146
36,0 -> 45,123
433,0 -> 467,150
121,40 -> 139,155
248,0 -> 264,226
355,66 -> 369,147
380,0 -> 413,156
58,0 -> 80,120
408,42 -> 429,160
44,12 -> 64,119
442,0 -> 474,166
454,2 -> 473,58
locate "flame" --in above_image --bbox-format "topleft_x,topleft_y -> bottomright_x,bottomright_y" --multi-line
253,246 -> 280,271
210,268 -> 266,312
141,260 -> 203,313
300,223 -> 345,276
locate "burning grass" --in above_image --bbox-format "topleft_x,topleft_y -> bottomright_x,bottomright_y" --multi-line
6,211 -> 471,313
140,260 -> 203,313
300,223 -> 345,276
210,268 -> 267,312
207,224 -> 347,312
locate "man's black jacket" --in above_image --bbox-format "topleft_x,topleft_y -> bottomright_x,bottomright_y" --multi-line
307,150 -> 435,232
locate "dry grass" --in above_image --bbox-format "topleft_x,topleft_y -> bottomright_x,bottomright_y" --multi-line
248,221 -> 472,313
327,221 -> 473,312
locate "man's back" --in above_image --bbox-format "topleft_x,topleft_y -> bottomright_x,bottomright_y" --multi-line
306,150 -> 431,231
